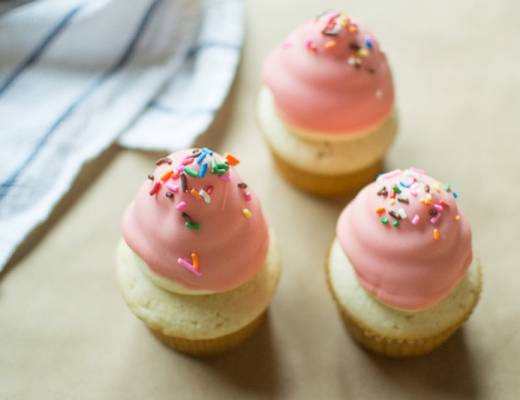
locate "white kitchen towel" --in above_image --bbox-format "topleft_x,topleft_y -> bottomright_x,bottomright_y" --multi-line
0,0 -> 244,270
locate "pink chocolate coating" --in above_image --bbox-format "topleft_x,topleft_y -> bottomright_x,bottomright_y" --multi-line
262,12 -> 394,134
336,169 -> 473,310
122,149 -> 269,293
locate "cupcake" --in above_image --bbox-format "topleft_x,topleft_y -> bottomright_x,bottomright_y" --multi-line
326,168 -> 482,357
117,148 -> 282,356
257,11 -> 398,197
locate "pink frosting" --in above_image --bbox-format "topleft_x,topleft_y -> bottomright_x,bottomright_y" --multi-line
262,11 -> 394,134
121,149 -> 270,293
336,169 -> 473,310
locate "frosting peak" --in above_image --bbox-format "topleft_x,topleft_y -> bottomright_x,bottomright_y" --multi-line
262,11 -> 394,134
336,169 -> 473,310
122,149 -> 269,293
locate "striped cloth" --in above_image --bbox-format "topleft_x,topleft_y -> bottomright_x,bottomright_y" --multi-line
0,0 -> 243,270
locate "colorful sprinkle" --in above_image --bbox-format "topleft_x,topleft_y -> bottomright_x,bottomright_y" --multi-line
305,39 -> 317,51
377,186 -> 388,196
392,185 -> 402,194
410,167 -> 425,174
453,192 -> 458,198
206,186 -> 214,194
160,170 -> 173,182
202,147 -> 213,155
393,220 -> 400,227
433,229 -> 440,240
389,199 -> 396,206
407,170 -> 424,182
455,215 -> 461,221
184,167 -> 199,178
375,207 -> 386,214
439,200 -> 450,208
199,162 -> 208,177
412,215 -> 420,225
444,184 -> 451,192
210,157 -> 218,172
397,197 -> 409,204
434,204 -> 443,212
165,182 -> 179,193
177,258 -> 201,276
181,212 -> 193,223
242,208 -> 252,218
425,185 -> 430,193
399,181 -> 409,188
176,201 -> 186,210
181,157 -> 194,166
381,218 -> 389,225
325,40 -> 336,49
430,214 -> 441,224
388,210 -> 401,220
199,189 -> 210,203
191,253 -> 199,270
190,188 -> 201,199
216,162 -> 230,171
398,208 -> 407,219
165,192 -> 174,199
180,173 -> 188,192
244,191 -> 252,202
429,209 -> 438,216
196,153 -> 207,164
224,152 -> 240,166
149,181 -> 161,196
155,157 -> 172,166
147,174 -> 154,180
238,182 -> 248,189
410,190 -> 417,197
219,174 -> 231,182
358,48 -> 369,57
185,222 -> 201,230
432,183 -> 440,193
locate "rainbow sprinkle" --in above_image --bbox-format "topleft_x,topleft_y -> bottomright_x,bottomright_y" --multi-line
199,189 -> 210,203
191,253 -> 199,270
199,162 -> 208,177
160,170 -> 173,182
374,168 -> 460,240
184,167 -> 199,178
149,181 -> 161,196
165,182 -> 179,193
177,258 -> 202,276
185,222 -> 201,230
148,148 -> 255,277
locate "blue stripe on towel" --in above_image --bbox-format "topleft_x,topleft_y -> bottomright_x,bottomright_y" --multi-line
0,6 -> 82,96
149,101 -> 216,115
187,41 -> 240,58
0,0 -> 162,202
